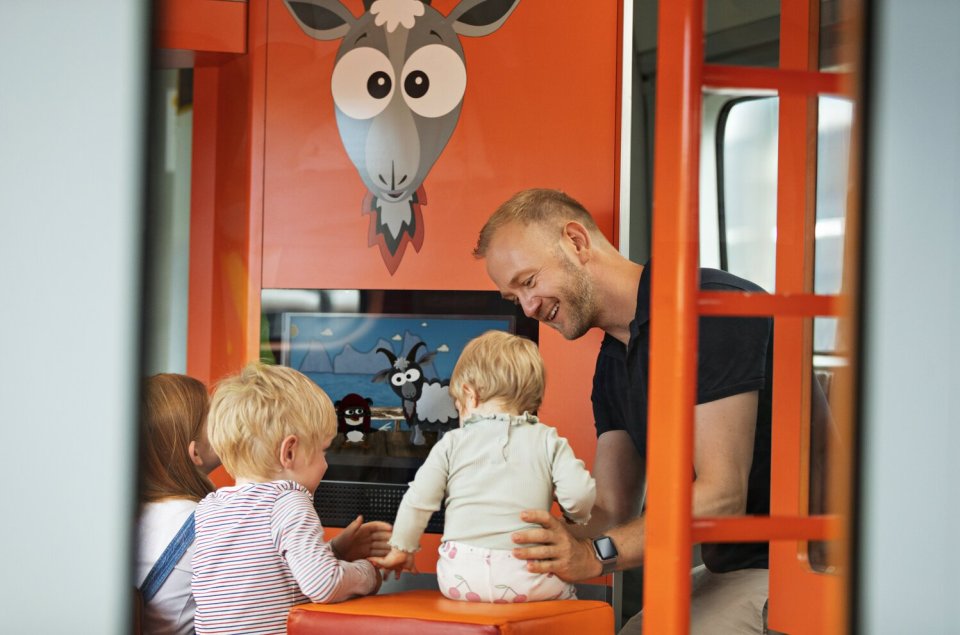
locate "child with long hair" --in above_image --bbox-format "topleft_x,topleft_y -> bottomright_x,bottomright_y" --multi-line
136,373 -> 221,635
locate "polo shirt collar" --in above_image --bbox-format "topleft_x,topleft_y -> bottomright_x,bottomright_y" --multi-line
628,261 -> 652,342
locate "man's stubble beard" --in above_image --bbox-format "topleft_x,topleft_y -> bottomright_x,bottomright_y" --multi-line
557,252 -> 598,341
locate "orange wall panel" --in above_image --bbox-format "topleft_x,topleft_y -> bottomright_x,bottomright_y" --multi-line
260,0 -> 620,290
155,0 -> 247,54
538,328 -> 606,473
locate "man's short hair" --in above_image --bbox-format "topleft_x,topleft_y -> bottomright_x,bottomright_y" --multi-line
207,362 -> 336,480
450,330 -> 545,415
474,188 -> 599,259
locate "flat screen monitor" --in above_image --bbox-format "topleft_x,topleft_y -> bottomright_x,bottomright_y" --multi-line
261,289 -> 538,532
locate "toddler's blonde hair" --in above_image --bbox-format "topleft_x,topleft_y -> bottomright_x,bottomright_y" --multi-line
208,362 -> 336,479
450,331 -> 545,415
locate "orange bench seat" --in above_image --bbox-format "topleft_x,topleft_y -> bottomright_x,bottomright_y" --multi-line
287,589 -> 615,635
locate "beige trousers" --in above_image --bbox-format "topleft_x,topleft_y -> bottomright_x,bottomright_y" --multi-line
619,565 -> 769,635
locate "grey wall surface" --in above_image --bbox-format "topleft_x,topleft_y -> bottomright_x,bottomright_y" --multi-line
859,0 -> 960,632
0,1 -> 149,632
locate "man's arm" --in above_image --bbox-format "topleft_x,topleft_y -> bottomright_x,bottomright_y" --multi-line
569,430 -> 644,537
691,391 -> 758,517
512,392 -> 760,581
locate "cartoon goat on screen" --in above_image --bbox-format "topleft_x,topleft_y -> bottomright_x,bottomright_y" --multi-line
283,0 -> 520,274
373,342 -> 459,445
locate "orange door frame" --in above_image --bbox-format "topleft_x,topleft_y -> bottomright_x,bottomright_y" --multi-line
643,0 -> 858,632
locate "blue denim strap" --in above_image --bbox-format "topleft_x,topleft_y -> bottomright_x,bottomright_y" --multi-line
139,512 -> 195,603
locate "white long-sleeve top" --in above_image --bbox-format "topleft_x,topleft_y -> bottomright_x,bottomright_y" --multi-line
136,499 -> 199,635
390,412 -> 596,552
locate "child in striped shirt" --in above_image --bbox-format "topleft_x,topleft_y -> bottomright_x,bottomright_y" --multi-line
192,363 -> 389,635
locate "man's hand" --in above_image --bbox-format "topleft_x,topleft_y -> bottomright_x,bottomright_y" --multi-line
330,515 -> 393,561
368,548 -> 417,580
511,509 -> 601,582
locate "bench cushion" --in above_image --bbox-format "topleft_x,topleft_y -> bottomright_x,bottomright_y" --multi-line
287,590 -> 614,635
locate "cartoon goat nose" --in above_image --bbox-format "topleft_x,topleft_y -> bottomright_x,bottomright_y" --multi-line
376,162 -> 410,192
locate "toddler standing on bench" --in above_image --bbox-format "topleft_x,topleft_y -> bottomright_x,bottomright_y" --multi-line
192,363 -> 390,634
371,331 -> 596,602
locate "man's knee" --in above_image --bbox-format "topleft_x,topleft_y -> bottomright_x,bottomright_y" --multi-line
689,568 -> 768,635
617,567 -> 768,635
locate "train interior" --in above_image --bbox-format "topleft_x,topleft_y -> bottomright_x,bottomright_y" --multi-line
1,0 -> 957,632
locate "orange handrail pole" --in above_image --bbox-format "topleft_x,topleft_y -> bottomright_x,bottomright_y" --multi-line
692,515 -> 842,543
643,0 -> 702,632
698,291 -> 841,317
767,0 -> 836,633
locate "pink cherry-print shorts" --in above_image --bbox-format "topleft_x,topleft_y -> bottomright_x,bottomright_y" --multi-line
436,541 -> 577,603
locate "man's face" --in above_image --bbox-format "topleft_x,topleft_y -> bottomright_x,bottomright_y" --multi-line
484,221 -> 597,340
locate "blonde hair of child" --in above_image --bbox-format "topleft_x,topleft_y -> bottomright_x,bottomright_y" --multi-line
207,363 -> 336,480
449,331 -> 545,415
140,373 -> 215,503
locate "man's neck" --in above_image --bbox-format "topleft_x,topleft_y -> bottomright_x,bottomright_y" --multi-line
593,255 -> 644,345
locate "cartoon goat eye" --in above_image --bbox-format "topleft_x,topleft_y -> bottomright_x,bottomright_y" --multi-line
332,47 -> 395,120
404,369 -> 422,382
400,44 -> 466,118
368,71 -> 392,99
391,373 -> 406,387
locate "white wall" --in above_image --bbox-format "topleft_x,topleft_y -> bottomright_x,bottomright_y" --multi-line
859,0 -> 960,631
0,1 -> 148,632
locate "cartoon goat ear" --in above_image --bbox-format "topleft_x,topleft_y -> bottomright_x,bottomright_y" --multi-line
418,351 -> 438,366
372,369 -> 392,383
449,0 -> 520,37
284,0 -> 356,40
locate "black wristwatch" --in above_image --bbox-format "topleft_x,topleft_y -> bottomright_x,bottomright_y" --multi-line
592,535 -> 619,575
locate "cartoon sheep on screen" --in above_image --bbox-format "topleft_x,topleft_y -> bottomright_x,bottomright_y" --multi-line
373,341 -> 459,445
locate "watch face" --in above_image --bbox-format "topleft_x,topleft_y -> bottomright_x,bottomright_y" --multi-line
594,536 -> 618,560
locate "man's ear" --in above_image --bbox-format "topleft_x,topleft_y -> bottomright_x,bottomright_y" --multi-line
188,440 -> 204,468
562,221 -> 593,264
278,434 -> 299,469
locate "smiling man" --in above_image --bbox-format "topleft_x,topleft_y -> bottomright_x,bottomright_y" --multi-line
474,188 -> 774,634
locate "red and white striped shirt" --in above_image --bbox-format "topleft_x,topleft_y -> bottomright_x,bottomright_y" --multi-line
192,480 -> 378,634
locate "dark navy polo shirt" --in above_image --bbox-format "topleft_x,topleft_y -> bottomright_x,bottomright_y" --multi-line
592,263 -> 773,573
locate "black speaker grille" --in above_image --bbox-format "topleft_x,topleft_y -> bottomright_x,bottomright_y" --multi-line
315,481 -> 445,534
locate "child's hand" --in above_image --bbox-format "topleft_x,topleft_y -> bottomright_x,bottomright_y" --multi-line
331,515 -> 393,561
368,548 -> 416,580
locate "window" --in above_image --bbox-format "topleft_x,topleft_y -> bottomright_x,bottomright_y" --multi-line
707,94 -> 854,355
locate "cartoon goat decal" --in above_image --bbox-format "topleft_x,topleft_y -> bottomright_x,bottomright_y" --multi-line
283,0 -> 521,274
373,341 -> 459,445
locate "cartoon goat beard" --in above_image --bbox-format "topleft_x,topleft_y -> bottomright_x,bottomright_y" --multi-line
283,0 -> 520,274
